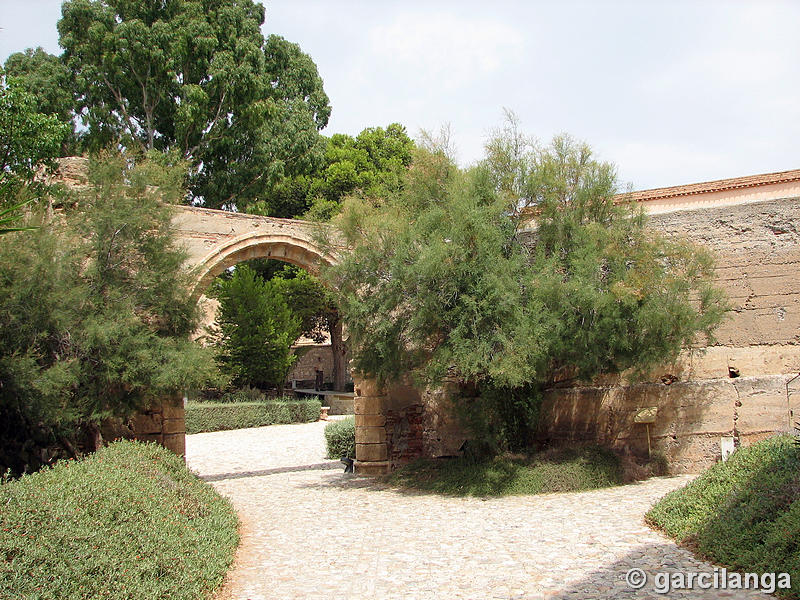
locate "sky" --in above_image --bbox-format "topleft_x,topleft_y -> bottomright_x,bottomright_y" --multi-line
1,0 -> 799,191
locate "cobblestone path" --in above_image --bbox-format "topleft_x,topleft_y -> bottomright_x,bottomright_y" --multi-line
186,422 -> 767,599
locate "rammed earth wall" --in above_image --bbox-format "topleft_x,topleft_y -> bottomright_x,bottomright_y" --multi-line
536,197 -> 800,471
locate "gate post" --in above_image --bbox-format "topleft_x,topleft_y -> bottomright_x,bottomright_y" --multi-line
353,377 -> 390,475
130,394 -> 186,458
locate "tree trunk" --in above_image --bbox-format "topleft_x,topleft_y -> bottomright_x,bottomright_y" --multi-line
86,422 -> 104,453
330,316 -> 346,391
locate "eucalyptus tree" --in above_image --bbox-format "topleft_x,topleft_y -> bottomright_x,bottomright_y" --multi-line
58,0 -> 331,209
3,48 -> 76,154
0,71 -> 70,199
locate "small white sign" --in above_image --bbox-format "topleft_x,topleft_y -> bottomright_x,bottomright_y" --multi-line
720,436 -> 736,461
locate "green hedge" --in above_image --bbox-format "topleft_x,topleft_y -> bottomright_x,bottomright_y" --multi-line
646,435 -> 799,599
186,398 -> 321,433
324,417 -> 355,459
0,440 -> 238,600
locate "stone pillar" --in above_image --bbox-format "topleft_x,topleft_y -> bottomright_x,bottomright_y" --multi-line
353,377 -> 390,475
130,395 -> 186,458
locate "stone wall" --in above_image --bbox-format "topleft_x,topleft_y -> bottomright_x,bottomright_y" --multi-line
539,375 -> 798,472
288,345 -> 352,387
353,378 -> 469,474
535,197 -> 800,471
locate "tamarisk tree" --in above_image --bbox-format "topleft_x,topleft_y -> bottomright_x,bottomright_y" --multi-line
322,123 -> 727,452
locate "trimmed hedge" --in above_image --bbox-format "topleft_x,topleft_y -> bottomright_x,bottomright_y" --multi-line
646,435 -> 799,599
0,440 -> 238,600
186,398 -> 321,433
324,417 -> 355,459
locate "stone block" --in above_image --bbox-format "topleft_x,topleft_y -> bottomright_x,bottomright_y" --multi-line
162,417 -> 185,435
328,395 -> 354,416
130,412 -> 162,435
355,414 -> 386,428
163,433 -> 186,457
735,376 -> 793,433
355,442 -> 388,462
354,395 -> 385,415
161,401 -> 186,420
353,378 -> 384,397
386,383 -> 422,411
354,460 -> 391,476
355,426 -> 386,444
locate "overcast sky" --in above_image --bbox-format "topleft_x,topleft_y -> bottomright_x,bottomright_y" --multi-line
2,0 -> 799,191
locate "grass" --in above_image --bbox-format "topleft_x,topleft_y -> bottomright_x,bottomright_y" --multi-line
388,445 -> 626,497
324,417 -> 355,459
185,397 -> 321,433
646,435 -> 799,599
0,440 -> 238,600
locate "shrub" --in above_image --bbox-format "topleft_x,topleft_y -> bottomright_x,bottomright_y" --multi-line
389,445 -> 624,497
0,440 -> 238,600
325,417 -> 355,459
186,397 -> 321,433
646,435 -> 799,599
218,385 -> 267,403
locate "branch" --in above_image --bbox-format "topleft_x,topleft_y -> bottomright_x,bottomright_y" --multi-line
185,88 -> 227,158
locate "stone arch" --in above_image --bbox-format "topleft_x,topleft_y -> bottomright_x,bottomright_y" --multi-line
182,229 -> 390,475
188,231 -> 340,302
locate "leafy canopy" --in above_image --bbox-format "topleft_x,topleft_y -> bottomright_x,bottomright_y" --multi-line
256,123 -> 415,220
0,71 -> 71,198
57,0 -> 330,209
3,47 -> 77,154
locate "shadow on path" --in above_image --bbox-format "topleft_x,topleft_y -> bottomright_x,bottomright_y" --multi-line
545,542 -> 770,599
201,461 -> 341,482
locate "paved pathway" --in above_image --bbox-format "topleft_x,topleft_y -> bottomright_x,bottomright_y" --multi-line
186,422 -> 768,599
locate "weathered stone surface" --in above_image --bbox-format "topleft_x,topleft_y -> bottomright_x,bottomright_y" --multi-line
161,401 -> 185,420
353,395 -> 385,415
355,442 -> 388,462
353,378 -> 384,398
161,418 -> 185,435
353,460 -> 391,475
421,390 -> 469,458
355,414 -> 386,428
539,376 -> 794,471
162,433 -> 185,456
326,394 -> 354,416
355,425 -> 386,444
734,375 -> 794,433
130,412 -> 162,435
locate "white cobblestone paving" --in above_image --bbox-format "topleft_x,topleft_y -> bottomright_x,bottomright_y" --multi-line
186,422 -> 770,600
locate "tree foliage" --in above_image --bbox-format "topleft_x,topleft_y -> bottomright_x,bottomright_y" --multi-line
3,47 -> 77,154
256,123 -> 415,220
0,71 -> 71,198
0,154 -> 219,473
213,265 -> 301,390
57,0 -> 330,208
322,121 -> 727,449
